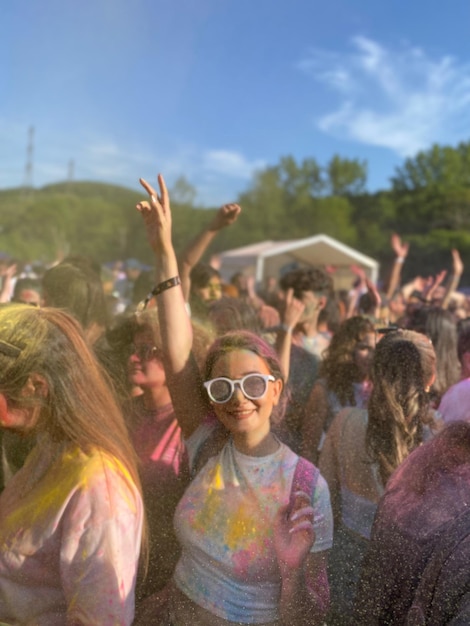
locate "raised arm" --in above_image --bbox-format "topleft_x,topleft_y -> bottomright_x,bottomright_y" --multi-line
0,263 -> 17,303
386,233 -> 409,300
275,288 -> 305,380
365,277 -> 382,321
137,175 -> 207,438
178,203 -> 241,300
442,249 -> 464,310
423,269 -> 447,304
347,265 -> 366,318
301,381 -> 330,465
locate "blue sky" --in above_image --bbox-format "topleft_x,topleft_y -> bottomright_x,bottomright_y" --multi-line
2,0 -> 470,205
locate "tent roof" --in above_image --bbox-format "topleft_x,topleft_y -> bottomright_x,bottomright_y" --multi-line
220,234 -> 378,269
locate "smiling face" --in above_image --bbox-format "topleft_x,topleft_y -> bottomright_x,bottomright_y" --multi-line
208,349 -> 282,445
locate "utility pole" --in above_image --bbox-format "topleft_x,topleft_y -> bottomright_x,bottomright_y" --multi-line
23,126 -> 34,190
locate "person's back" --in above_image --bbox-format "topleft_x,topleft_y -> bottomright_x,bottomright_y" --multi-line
354,422 -> 470,625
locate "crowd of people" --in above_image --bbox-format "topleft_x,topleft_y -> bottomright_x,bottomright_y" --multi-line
0,171 -> 469,624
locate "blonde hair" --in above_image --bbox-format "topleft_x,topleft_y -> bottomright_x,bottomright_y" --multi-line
0,304 -> 146,550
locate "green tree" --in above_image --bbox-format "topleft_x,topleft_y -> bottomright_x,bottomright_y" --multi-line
391,142 -> 470,232
325,155 -> 367,196
392,143 -> 470,191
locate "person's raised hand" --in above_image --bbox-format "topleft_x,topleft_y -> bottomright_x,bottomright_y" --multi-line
365,277 -> 381,309
452,249 -> 464,276
423,270 -> 447,302
283,288 -> 305,331
3,263 -> 17,280
391,233 -> 409,259
137,174 -> 172,255
351,264 -> 366,282
209,203 -> 241,231
434,269 -> 447,288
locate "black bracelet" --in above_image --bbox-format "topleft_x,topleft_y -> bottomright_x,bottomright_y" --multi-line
151,276 -> 181,297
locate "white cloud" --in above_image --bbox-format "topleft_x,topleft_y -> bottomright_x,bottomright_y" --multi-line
298,37 -> 470,156
202,150 -> 265,179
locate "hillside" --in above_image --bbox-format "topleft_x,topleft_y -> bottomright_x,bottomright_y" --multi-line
0,181 -> 147,264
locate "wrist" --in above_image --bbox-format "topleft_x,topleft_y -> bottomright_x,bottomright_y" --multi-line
280,563 -> 304,584
151,276 -> 181,296
395,257 -> 405,264
279,323 -> 294,333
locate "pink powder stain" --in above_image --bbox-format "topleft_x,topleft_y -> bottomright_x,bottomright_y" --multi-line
232,549 -> 254,577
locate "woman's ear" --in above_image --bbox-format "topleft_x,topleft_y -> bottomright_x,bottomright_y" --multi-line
271,378 -> 283,406
23,373 -> 49,399
425,370 -> 436,393
317,295 -> 328,311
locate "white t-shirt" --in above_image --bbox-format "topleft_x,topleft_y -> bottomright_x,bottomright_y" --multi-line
0,436 -> 143,625
173,427 -> 333,624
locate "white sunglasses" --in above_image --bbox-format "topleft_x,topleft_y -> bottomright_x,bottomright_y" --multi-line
204,373 -> 275,404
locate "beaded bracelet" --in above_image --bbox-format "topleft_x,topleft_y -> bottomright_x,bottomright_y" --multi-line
151,276 -> 181,296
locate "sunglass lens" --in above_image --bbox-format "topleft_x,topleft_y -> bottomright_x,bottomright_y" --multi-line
209,379 -> 232,402
242,375 -> 267,399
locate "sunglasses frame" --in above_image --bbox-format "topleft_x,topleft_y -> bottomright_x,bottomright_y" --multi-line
130,343 -> 161,362
203,373 -> 275,404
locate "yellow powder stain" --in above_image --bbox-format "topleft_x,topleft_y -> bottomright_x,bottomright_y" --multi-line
0,445 -> 137,542
192,463 -> 270,551
224,503 -> 265,550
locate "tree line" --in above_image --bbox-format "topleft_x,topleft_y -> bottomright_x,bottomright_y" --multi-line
1,141 -> 470,284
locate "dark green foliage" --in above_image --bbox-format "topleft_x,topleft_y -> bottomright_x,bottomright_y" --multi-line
1,142 -> 470,285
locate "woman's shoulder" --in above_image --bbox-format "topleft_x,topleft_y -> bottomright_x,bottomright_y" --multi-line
63,447 -> 143,521
54,445 -> 140,503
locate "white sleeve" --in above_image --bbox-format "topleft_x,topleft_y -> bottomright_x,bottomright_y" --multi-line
59,459 -> 143,625
311,472 -> 334,553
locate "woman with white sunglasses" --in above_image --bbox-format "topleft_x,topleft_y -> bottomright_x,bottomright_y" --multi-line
134,174 -> 333,626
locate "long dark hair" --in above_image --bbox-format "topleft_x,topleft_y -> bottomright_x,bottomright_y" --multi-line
320,316 -> 375,405
407,306 -> 459,403
366,330 -> 437,485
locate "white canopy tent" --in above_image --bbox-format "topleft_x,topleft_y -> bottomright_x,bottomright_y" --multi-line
216,234 -> 379,291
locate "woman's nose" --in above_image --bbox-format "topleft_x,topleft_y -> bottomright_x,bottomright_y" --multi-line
230,382 -> 246,403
